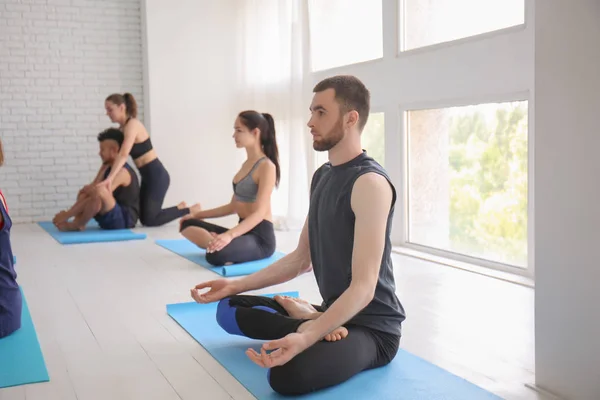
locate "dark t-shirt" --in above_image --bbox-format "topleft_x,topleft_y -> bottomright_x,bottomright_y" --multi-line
308,151 -> 406,335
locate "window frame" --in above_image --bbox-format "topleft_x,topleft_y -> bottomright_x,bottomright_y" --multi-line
399,90 -> 534,277
397,0 -> 529,56
304,0 -> 535,280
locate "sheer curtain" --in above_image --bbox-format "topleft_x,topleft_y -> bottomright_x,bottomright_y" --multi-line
234,0 -> 311,231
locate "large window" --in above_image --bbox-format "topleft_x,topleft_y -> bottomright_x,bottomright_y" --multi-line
406,100 -> 528,268
362,112 -> 385,166
308,0 -> 383,71
401,0 -> 525,51
314,112 -> 385,168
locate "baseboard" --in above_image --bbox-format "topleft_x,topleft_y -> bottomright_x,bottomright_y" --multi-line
524,383 -> 565,400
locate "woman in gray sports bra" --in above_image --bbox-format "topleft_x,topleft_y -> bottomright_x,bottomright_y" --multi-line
179,111 -> 281,266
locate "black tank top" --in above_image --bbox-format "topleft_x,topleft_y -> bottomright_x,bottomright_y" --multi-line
103,164 -> 140,224
308,151 -> 406,335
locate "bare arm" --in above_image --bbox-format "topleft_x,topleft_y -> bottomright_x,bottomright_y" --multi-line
103,122 -> 137,183
109,167 -> 131,192
235,216 -> 311,293
301,173 -> 392,343
194,195 -> 236,219
228,161 -> 276,238
80,165 -> 108,196
194,216 -> 312,303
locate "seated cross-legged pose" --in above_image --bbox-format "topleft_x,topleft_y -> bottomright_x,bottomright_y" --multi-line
0,138 -> 23,339
179,111 -> 281,266
53,128 -> 141,231
98,93 -> 198,227
189,75 -> 406,396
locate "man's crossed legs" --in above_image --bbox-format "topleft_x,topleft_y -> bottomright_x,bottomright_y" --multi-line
215,295 -> 400,396
53,184 -> 126,231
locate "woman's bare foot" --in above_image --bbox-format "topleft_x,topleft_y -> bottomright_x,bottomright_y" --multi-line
177,201 -> 188,210
189,203 -> 202,215
275,295 -> 321,319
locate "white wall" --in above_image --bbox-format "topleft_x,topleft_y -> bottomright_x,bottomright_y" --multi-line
0,0 -> 144,223
534,1 -> 600,399
143,0 -> 241,227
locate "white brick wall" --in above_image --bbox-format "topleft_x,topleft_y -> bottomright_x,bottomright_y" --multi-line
0,0 -> 144,223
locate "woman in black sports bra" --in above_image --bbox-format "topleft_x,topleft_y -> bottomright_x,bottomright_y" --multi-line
178,111 -> 280,266
100,93 -> 200,226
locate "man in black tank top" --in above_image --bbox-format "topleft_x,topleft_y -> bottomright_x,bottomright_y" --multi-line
189,75 -> 405,396
53,128 -> 140,231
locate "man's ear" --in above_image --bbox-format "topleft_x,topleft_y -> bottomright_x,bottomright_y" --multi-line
345,110 -> 359,129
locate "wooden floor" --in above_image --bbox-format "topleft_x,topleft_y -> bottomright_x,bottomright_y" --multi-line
0,222 -> 544,400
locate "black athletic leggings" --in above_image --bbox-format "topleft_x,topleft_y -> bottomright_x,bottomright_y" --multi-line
138,158 -> 189,227
179,218 -> 276,266
216,295 -> 401,396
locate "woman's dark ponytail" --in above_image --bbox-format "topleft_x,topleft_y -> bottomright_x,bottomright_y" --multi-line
122,93 -> 138,119
238,111 -> 281,187
260,113 -> 280,187
105,92 -> 138,119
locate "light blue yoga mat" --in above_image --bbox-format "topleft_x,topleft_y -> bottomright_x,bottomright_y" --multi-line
156,239 -> 285,277
38,220 -> 146,245
0,288 -> 49,388
167,292 -> 502,400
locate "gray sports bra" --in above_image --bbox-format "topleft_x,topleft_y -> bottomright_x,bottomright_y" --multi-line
232,157 -> 267,203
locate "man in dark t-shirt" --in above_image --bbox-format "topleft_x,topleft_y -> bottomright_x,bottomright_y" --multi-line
53,128 -> 140,231
189,75 -> 406,396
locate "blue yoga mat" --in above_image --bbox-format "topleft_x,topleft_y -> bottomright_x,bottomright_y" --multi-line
167,292 -> 502,400
0,288 -> 49,388
38,220 -> 146,245
156,239 -> 285,277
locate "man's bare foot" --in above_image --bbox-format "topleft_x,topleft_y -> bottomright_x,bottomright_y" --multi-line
189,203 -> 202,215
57,221 -> 85,232
177,201 -> 187,210
275,295 -> 321,319
53,210 -> 69,226
324,327 -> 348,342
296,320 -> 349,342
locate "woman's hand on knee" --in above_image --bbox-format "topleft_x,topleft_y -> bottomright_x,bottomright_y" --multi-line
207,231 -> 234,253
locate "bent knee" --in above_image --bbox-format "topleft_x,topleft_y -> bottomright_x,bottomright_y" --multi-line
205,251 -> 227,266
140,215 -> 160,227
215,298 -> 244,336
92,185 -> 111,198
268,364 -> 313,396
179,218 -> 199,232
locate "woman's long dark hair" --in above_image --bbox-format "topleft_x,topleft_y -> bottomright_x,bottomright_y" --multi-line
238,110 -> 280,187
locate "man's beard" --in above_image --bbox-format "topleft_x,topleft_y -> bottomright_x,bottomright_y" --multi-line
313,118 -> 344,152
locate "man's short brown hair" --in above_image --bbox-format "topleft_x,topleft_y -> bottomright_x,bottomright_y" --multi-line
313,75 -> 371,131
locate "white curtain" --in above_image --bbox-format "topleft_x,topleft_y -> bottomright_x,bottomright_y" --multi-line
234,0 -> 311,231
